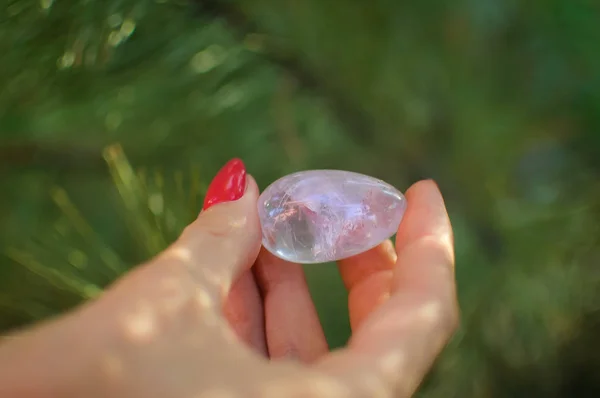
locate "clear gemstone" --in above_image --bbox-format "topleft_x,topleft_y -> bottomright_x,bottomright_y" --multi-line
257,170 -> 407,264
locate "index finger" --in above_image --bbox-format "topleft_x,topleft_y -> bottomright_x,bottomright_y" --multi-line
317,180 -> 458,397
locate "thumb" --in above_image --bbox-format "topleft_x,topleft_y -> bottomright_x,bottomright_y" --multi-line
165,160 -> 262,299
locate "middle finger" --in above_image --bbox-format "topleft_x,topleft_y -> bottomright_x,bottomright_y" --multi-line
224,271 -> 267,354
254,248 -> 329,362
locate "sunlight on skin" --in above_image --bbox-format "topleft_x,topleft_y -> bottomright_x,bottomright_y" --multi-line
351,299 -> 445,347
335,297 -> 454,396
123,301 -> 157,343
333,288 -> 454,395
228,215 -> 248,229
199,265 -> 227,295
378,351 -> 406,381
157,276 -> 192,312
114,262 -> 218,346
194,288 -> 214,309
174,228 -> 259,302
170,246 -> 193,262
418,301 -> 445,325
157,244 -> 227,303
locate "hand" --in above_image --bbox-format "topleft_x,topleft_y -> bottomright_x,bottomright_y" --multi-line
0,161 -> 458,398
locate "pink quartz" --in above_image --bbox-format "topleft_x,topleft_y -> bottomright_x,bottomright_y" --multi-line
257,170 -> 407,264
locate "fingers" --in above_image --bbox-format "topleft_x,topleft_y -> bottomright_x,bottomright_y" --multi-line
254,248 -> 329,362
318,180 -> 458,397
337,240 -> 397,330
223,271 -> 267,354
161,174 -> 263,301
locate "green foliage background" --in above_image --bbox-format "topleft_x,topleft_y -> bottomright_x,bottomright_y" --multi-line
1,0 -> 599,396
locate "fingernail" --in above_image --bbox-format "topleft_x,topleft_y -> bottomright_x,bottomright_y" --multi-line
203,158 -> 247,210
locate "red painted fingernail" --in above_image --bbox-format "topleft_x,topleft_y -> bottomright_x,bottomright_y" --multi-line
202,158 -> 247,210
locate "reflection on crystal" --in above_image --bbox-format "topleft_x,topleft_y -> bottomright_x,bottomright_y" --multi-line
257,170 -> 407,264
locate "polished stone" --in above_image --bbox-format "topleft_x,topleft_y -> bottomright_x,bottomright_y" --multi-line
257,170 -> 406,264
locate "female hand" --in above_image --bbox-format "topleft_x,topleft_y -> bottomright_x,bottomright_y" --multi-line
0,160 -> 458,398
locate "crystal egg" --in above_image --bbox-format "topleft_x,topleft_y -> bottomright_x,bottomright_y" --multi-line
257,170 -> 407,264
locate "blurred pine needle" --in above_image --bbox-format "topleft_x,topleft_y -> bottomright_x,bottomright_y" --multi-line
1,143 -> 206,331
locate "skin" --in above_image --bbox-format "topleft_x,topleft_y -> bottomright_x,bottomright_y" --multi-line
0,178 -> 458,398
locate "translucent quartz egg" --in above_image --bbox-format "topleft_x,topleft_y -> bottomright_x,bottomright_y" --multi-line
257,170 -> 407,264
